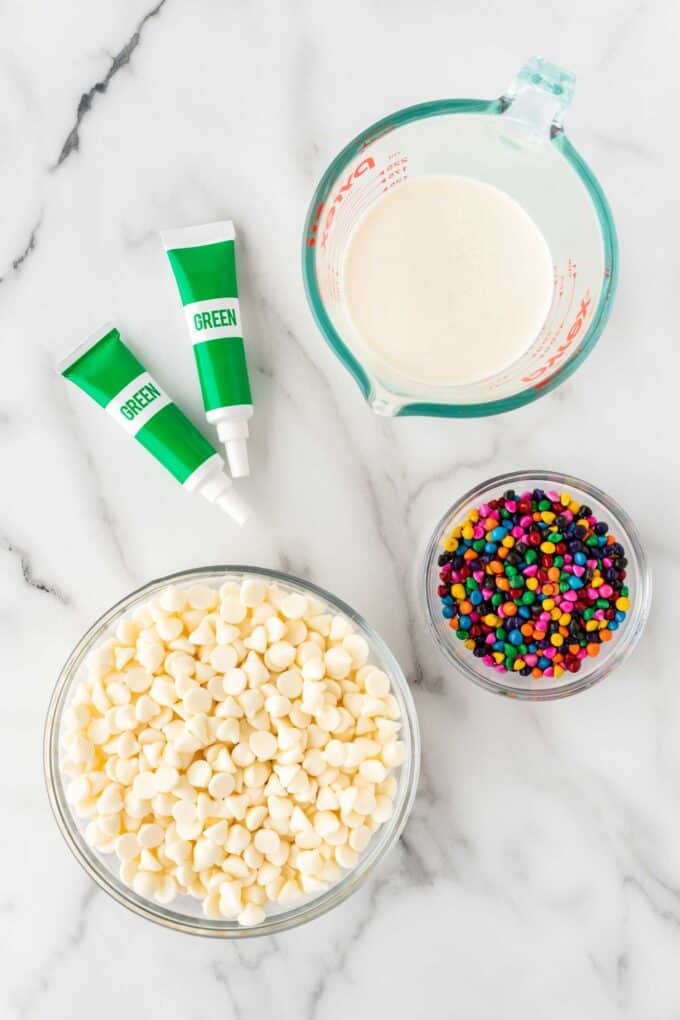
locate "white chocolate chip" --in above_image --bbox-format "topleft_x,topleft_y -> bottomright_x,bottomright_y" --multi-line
60,577 -> 404,927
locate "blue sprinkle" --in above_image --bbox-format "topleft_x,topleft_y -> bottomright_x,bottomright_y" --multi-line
484,542 -> 497,554
609,620 -> 619,631
518,606 -> 531,619
615,610 -> 626,622
490,527 -> 507,541
538,656 -> 550,669
508,629 -> 523,646
528,643 -> 537,653
493,640 -> 504,651
442,606 -> 454,619
458,615 -> 472,630
574,552 -> 587,565
470,590 -> 483,605
443,595 -> 454,606
569,576 -> 584,589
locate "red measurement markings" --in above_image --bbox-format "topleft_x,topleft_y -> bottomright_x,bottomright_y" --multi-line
306,157 -> 377,249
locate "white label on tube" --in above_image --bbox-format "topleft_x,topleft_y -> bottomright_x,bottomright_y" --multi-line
105,372 -> 172,436
183,298 -> 242,344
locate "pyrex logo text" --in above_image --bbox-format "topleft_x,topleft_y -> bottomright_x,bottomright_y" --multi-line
522,292 -> 592,385
306,158 -> 376,249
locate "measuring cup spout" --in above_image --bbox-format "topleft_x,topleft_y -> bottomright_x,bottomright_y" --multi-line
502,57 -> 576,141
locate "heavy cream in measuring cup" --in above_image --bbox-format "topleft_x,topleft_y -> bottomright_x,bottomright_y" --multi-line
341,176 -> 554,386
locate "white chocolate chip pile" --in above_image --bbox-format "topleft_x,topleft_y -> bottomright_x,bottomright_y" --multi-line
60,577 -> 406,926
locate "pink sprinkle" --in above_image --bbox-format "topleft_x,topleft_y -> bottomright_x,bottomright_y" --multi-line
594,609 -> 605,620
473,570 -> 484,582
505,500 -> 517,512
489,509 -> 500,520
524,565 -> 538,577
544,647 -> 556,659
544,667 -> 554,677
483,655 -> 493,665
572,565 -> 585,577
470,612 -> 480,623
520,515 -> 533,528
485,634 -> 495,645
577,648 -> 587,659
482,588 -> 493,600
587,559 -> 597,569
539,611 -> 551,621
564,590 -> 578,602
587,588 -> 598,600
603,557 -> 612,568
600,584 -> 613,598
451,572 -> 461,583
511,526 -> 524,538
479,503 -> 491,516
497,606 -> 505,617
547,490 -> 559,500
524,653 -> 538,666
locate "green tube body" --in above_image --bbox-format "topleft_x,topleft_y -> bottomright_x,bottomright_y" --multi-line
161,221 -> 253,478
58,324 -> 251,525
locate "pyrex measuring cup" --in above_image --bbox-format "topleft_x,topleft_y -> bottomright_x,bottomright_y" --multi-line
302,58 -> 617,417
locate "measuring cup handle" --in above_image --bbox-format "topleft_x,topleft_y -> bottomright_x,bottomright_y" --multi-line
501,57 -> 576,140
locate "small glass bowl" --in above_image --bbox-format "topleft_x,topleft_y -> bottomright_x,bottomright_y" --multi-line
422,471 -> 651,700
44,566 -> 420,938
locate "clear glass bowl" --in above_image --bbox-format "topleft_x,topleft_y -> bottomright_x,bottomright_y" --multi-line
302,57 -> 617,418
44,566 -> 421,937
422,471 -> 651,700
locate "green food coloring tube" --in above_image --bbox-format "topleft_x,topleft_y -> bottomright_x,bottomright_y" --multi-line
161,221 -> 253,478
58,323 -> 250,525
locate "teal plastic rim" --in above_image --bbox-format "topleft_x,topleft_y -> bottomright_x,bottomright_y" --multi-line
301,96 -> 618,418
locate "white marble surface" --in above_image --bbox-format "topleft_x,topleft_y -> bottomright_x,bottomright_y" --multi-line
0,1 -> 677,1016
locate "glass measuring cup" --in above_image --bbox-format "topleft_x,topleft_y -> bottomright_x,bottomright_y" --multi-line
302,58 -> 617,417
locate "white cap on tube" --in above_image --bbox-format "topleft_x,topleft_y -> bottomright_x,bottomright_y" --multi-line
215,486 -> 251,526
193,463 -> 251,525
217,417 -> 250,478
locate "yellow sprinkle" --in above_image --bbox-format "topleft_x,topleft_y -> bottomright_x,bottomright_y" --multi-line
541,511 -> 556,524
526,577 -> 538,591
492,652 -> 504,664
513,659 -> 525,671
464,639 -> 475,651
468,509 -> 480,523
554,665 -> 564,678
550,608 -> 561,621
502,536 -> 515,548
540,541 -> 556,554
451,583 -> 466,600
569,500 -> 580,513
576,518 -> 590,529
616,596 -> 630,612
462,525 -> 474,540
591,576 -> 603,588
452,527 -> 462,539
483,614 -> 499,627
543,598 -> 555,611
443,538 -> 456,552
550,634 -> 563,647
559,612 -> 571,626
560,492 -> 571,506
585,620 -> 599,631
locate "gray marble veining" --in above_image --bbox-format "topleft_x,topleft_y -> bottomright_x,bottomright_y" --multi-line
1,1 -> 678,1017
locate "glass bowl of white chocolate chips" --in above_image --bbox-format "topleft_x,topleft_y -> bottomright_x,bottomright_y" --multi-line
44,566 -> 420,937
